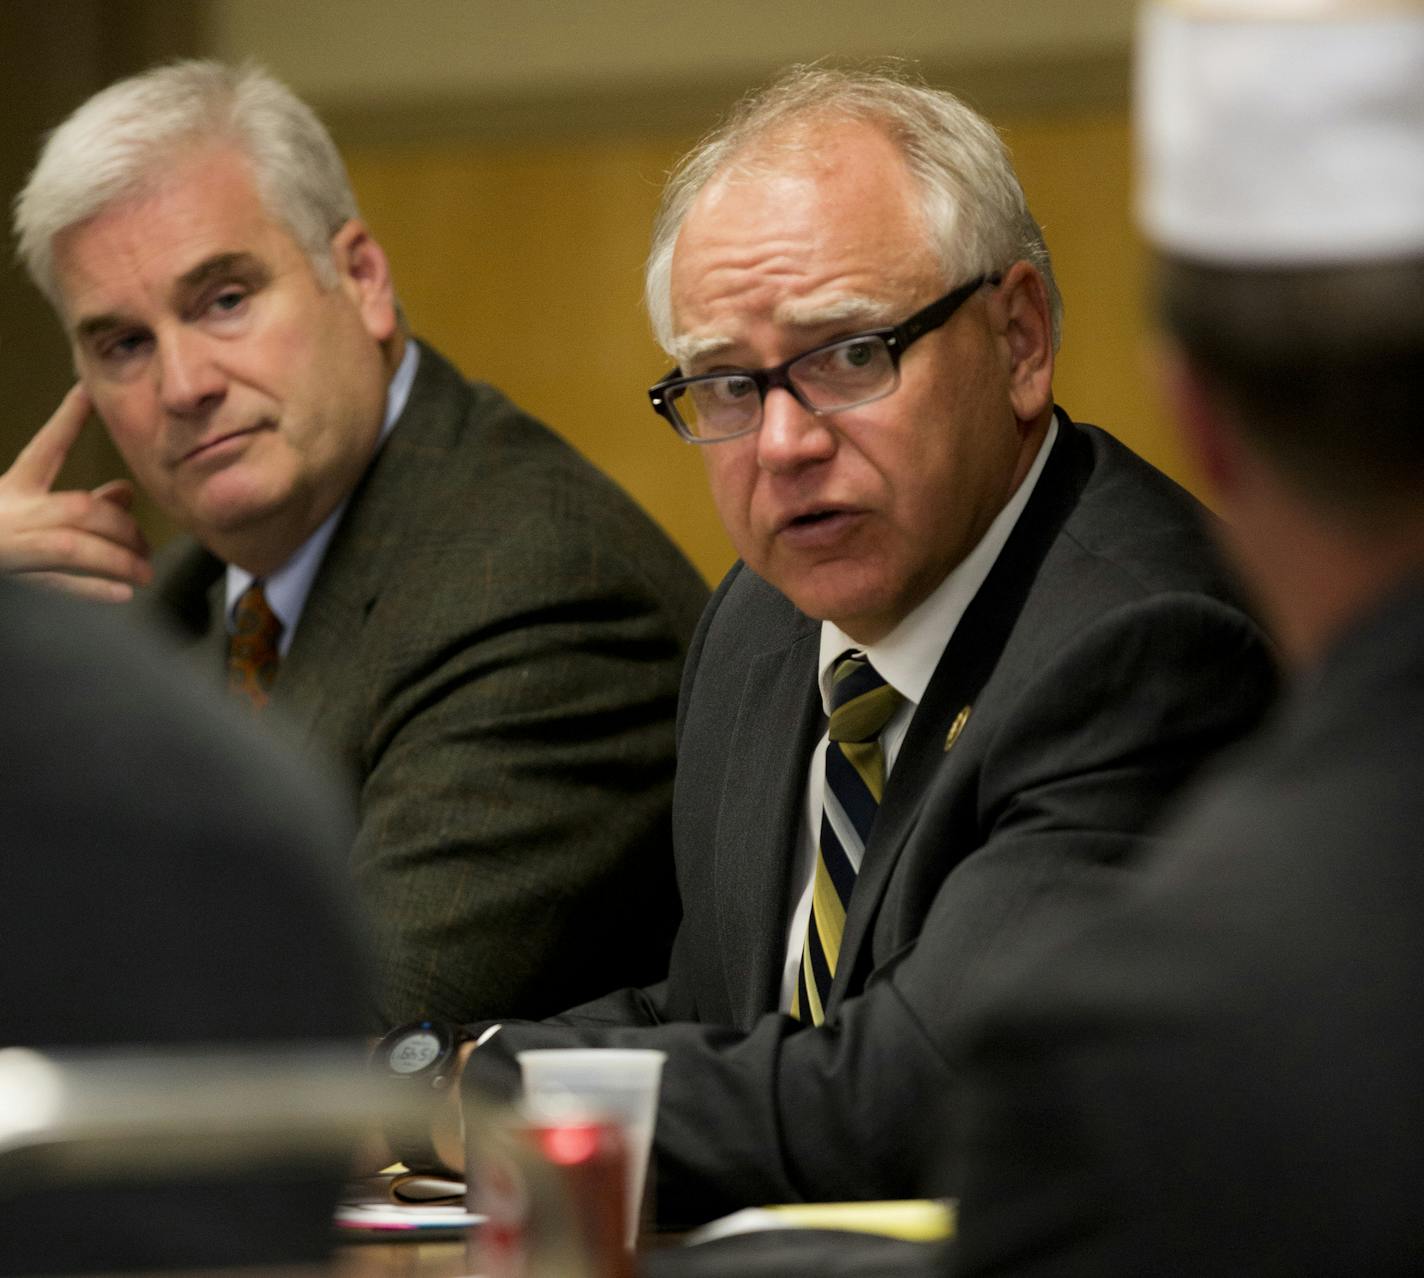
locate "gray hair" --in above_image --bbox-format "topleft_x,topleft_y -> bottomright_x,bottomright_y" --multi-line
1158,255 -> 1424,520
644,63 -> 1062,356
14,60 -> 358,309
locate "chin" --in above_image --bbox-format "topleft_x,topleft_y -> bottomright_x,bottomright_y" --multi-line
189,469 -> 288,521
187,495 -> 286,542
787,589 -> 879,636
775,564 -> 886,629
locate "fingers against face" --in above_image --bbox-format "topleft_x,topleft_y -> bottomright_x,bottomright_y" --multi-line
87,481 -> 150,556
0,494 -> 152,590
7,384 -> 93,492
92,477 -> 135,511
0,386 -> 152,596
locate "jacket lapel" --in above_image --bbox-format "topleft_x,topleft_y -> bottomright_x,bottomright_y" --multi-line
274,341 -> 457,747
274,555 -> 376,750
712,624 -> 823,1025
829,415 -> 1090,1004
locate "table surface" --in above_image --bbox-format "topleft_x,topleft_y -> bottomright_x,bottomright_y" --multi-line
333,1240 -> 470,1277
333,1227 -> 683,1275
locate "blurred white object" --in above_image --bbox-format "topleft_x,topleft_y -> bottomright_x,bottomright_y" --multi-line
0,1043 -> 399,1183
1136,0 -> 1424,262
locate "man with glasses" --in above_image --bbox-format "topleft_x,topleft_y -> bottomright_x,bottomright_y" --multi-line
425,65 -> 1276,1221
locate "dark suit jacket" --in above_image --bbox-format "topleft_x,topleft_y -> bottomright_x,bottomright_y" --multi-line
150,343 -> 709,1027
466,416 -> 1278,1224
949,577 -> 1424,1277
0,578 -> 367,1273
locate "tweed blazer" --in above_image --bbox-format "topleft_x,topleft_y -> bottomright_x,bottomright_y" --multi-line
149,342 -> 709,1026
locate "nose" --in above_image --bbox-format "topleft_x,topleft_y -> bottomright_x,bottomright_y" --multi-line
755,385 -> 836,474
156,327 -> 226,417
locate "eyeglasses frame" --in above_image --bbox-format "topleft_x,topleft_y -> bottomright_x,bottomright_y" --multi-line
647,273 -> 999,443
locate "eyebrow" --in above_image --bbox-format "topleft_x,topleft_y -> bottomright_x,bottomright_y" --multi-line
73,252 -> 272,345
775,295 -> 893,330
671,295 -> 895,369
74,311 -> 132,345
174,251 -> 271,305
671,333 -> 738,367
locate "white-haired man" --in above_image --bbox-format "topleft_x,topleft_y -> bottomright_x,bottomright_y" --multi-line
413,65 -> 1277,1221
3,61 -> 709,1030
949,4 -> 1424,1273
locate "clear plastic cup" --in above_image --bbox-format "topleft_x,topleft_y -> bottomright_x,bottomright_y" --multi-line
516,1048 -> 667,1246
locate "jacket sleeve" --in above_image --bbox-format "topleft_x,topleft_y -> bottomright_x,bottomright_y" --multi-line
352,514 -> 707,1028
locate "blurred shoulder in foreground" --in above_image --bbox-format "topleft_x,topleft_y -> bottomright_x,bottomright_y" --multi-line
0,576 -> 369,1273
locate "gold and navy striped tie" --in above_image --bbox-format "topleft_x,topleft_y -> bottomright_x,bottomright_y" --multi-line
793,652 -> 903,1025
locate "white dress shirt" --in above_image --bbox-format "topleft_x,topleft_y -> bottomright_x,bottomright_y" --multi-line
778,414 -> 1059,1010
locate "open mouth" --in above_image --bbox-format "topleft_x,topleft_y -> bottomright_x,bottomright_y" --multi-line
784,506 -> 855,529
778,507 -> 862,543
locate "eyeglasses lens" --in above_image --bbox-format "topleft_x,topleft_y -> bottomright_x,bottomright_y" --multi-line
671,334 -> 898,439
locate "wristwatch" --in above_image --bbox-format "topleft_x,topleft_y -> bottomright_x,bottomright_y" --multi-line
371,1019 -> 475,1173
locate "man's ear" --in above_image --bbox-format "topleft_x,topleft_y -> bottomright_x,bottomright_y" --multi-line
991,261 -> 1055,423
330,220 -> 398,343
1156,338 -> 1243,502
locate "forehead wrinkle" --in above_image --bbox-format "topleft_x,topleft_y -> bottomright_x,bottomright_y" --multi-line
671,294 -> 899,368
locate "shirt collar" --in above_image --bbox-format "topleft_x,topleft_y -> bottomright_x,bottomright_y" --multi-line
225,339 -> 421,646
817,413 -> 1059,711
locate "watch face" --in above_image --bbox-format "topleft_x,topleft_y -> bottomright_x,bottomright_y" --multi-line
389,1030 -> 442,1074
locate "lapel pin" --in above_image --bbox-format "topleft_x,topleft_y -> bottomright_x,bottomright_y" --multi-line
944,705 -> 972,752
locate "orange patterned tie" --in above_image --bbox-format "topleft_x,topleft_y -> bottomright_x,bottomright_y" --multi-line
227,583 -> 282,711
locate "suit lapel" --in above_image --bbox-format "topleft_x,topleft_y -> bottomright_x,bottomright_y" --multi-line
275,342 -> 459,746
829,416 -> 1091,1004
273,467 -> 388,749
275,557 -> 376,749
712,624 -> 823,1024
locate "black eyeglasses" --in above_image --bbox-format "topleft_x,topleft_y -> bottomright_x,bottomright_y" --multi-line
647,274 -> 997,443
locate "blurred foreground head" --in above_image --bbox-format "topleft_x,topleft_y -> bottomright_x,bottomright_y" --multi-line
1136,0 -> 1424,662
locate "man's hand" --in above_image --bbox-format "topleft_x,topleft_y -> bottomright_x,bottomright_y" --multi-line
0,386 -> 152,602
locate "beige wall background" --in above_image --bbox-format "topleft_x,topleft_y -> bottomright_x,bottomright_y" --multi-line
4,0 -> 1185,585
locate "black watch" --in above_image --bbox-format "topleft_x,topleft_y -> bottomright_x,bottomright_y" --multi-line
372,1019 -> 475,1173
